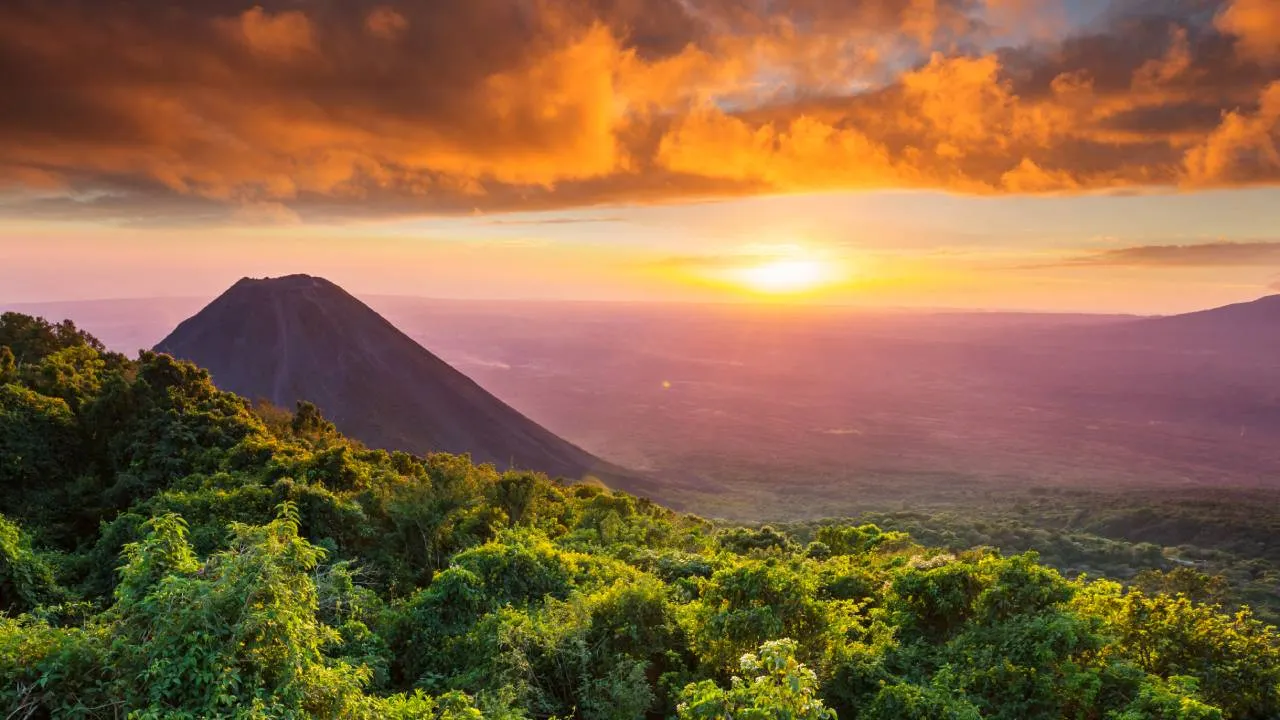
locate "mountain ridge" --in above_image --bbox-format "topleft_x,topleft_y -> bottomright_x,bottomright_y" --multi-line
1113,293 -> 1280,351
155,274 -> 656,493
1140,293 -> 1280,324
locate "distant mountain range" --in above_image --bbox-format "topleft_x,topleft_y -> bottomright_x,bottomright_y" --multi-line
155,275 -> 653,493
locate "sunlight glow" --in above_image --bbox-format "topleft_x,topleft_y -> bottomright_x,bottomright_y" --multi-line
733,258 -> 830,294
713,242 -> 849,296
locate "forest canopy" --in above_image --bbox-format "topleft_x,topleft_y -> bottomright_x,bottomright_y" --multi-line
1,312 -> 1277,719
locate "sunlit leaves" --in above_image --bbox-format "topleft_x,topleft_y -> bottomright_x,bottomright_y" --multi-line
677,639 -> 836,720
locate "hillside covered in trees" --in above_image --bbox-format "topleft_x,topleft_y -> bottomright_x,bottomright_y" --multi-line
1,311 -> 1278,719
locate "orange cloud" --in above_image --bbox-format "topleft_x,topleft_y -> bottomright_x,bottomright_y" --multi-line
0,0 -> 1275,223
220,7 -> 315,59
1216,0 -> 1280,63
364,6 -> 408,40
1000,159 -> 1080,193
657,110 -> 899,189
1184,82 -> 1280,185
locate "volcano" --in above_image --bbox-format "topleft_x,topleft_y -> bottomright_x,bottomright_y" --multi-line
155,274 -> 650,490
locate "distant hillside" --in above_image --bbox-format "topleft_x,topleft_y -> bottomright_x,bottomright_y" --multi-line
155,274 -> 651,491
1117,294 -> 1280,352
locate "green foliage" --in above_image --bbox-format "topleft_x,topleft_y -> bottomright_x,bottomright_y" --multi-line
820,491 -> 1280,625
0,345 -> 16,384
1077,581 -> 1280,719
452,529 -> 579,606
883,554 -> 1105,720
677,639 -> 836,719
291,400 -> 337,437
863,679 -> 982,720
719,525 -> 797,555
0,615 -> 110,717
376,689 -> 500,719
0,312 -> 111,367
489,471 -> 550,528
113,513 -> 201,604
1133,568 -> 1231,607
0,515 -> 59,614
1109,676 -> 1223,720
24,345 -> 106,414
109,503 -> 374,717
0,384 -> 77,510
817,523 -> 909,556
686,558 -> 825,672
0,311 -> 1276,719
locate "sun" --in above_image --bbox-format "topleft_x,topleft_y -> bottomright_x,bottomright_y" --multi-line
731,258 -> 832,294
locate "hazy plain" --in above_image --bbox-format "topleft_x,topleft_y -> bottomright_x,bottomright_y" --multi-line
8,294 -> 1277,519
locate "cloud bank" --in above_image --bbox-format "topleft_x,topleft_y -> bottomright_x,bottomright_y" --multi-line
1,0 -> 1278,222
1057,240 -> 1280,267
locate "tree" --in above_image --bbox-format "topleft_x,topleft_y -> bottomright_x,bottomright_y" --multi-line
489,471 -> 547,528
1133,568 -> 1230,608
1110,676 -> 1223,720
864,679 -> 982,720
817,523 -> 909,556
677,639 -> 835,720
108,504 -> 374,717
1077,581 -> 1280,719
0,312 -> 108,366
0,346 -> 15,384
377,689 -> 503,719
0,515 -> 59,614
687,559 -> 825,672
23,345 -> 106,415
292,400 -> 339,440
0,384 -> 78,513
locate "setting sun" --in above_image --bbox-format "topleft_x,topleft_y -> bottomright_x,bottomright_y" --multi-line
733,258 -> 830,294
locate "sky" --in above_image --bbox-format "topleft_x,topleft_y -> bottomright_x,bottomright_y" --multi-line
1,0 -> 1279,313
